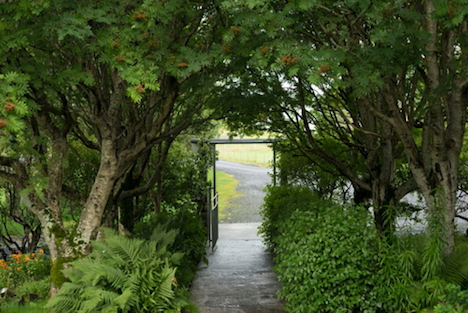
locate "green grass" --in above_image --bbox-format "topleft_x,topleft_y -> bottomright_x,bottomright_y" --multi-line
217,143 -> 273,167
208,169 -> 243,221
2,221 -> 24,235
0,300 -> 47,313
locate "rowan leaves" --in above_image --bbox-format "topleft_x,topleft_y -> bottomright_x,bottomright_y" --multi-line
177,61 -> 189,68
221,44 -> 232,54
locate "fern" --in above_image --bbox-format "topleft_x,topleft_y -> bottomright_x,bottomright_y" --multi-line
442,243 -> 468,286
46,227 -> 197,313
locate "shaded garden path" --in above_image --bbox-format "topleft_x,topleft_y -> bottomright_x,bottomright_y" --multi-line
189,223 -> 285,313
190,161 -> 284,312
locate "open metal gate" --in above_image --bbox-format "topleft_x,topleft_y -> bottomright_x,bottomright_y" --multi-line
192,138 -> 277,251
208,189 -> 219,250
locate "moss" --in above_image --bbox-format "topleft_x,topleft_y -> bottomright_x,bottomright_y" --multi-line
50,257 -> 70,288
49,224 -> 66,240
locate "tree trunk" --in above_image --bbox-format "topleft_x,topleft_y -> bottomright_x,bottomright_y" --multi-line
77,135 -> 118,249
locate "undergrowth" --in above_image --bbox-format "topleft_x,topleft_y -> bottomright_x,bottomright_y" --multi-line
261,185 -> 468,312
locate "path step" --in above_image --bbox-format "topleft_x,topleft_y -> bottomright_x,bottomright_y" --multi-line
189,223 -> 285,313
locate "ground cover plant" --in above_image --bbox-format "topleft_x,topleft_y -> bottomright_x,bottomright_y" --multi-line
45,227 -> 200,313
1,300 -> 48,313
132,209 -> 208,289
261,185 -> 468,312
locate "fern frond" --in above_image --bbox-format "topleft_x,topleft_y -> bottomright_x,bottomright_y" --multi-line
113,288 -> 139,311
45,296 -> 82,313
80,288 -> 105,312
47,226 -> 187,313
45,282 -> 85,312
155,265 -> 177,303
106,235 -> 144,267
442,242 -> 468,285
150,224 -> 179,254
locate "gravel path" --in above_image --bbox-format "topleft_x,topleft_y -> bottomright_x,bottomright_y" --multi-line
215,160 -> 272,223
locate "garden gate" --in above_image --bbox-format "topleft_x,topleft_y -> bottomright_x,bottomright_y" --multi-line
191,138 -> 277,250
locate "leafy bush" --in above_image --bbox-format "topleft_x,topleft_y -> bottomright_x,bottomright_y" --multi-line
384,234 -> 468,311
0,249 -> 50,307
15,277 -> 51,300
45,228 -> 199,313
273,201 -> 388,313
275,150 -> 349,200
0,249 -> 50,295
263,186 -> 468,312
259,185 -> 319,250
434,283 -> 468,312
133,209 -> 207,288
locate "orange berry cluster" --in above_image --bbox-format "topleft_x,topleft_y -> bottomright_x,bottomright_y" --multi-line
279,54 -> 299,66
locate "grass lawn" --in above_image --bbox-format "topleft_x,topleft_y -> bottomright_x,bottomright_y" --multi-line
208,169 -> 242,221
216,143 -> 273,168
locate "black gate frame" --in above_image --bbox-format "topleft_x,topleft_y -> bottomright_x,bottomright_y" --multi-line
191,138 -> 277,250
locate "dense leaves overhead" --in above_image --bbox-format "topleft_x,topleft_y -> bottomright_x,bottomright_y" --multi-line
0,0 -> 231,282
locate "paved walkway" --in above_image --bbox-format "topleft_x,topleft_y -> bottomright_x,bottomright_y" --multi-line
189,223 -> 285,313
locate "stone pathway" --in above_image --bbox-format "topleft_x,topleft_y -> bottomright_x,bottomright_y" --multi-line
189,223 -> 285,313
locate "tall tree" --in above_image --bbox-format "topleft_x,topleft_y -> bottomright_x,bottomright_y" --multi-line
220,0 -> 468,252
0,0 -> 227,293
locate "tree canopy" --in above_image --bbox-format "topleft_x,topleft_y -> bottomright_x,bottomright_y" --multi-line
0,0 -> 230,292
217,0 -> 468,253
1,0 -> 468,296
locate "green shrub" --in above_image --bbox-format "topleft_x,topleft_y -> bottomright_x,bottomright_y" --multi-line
434,283 -> 468,312
45,228 -> 199,313
133,209 -> 207,288
264,187 -> 468,312
15,276 -> 51,300
0,249 -> 50,300
273,200 -> 388,312
259,185 -> 319,250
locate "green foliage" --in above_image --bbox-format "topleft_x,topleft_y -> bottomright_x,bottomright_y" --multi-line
160,139 -> 211,213
261,186 -> 468,312
274,148 -> 349,201
133,209 -> 207,288
0,300 -> 48,313
45,228 -> 199,313
258,185 -> 320,251
15,277 -> 51,300
422,189 -> 447,281
0,71 -> 31,134
0,250 -> 51,306
434,283 -> 468,313
0,250 -> 50,290
271,196 -> 387,312
433,0 -> 468,28
378,233 -> 468,311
